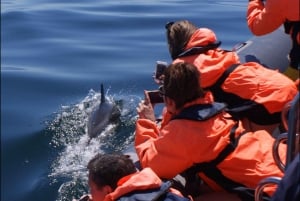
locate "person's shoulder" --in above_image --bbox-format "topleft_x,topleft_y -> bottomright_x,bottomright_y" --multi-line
117,180 -> 192,201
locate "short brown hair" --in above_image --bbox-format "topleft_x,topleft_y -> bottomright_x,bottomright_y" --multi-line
87,153 -> 137,190
166,20 -> 198,59
163,62 -> 205,109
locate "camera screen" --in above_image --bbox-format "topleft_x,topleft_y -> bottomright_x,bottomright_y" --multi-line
155,61 -> 168,79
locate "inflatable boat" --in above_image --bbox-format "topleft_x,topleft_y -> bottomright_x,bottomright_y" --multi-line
123,26 -> 299,201
234,26 -> 291,73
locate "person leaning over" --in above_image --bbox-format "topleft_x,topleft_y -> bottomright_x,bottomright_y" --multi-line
164,20 -> 298,133
247,0 -> 300,81
73,153 -> 192,201
135,62 -> 286,201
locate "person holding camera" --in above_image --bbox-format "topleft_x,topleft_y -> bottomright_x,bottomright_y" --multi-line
73,153 -> 191,201
247,0 -> 300,81
163,20 -> 298,134
135,62 -> 286,201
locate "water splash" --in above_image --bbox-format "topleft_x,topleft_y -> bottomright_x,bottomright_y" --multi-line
46,88 -> 140,201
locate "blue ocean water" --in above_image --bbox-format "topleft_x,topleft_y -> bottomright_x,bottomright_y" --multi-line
1,1 -> 251,201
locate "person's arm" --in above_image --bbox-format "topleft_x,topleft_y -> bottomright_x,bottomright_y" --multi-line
134,96 -> 228,179
135,90 -> 161,145
135,99 -> 193,178
135,120 -> 195,179
247,0 -> 285,35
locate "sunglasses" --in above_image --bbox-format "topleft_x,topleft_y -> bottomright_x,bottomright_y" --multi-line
165,21 -> 174,30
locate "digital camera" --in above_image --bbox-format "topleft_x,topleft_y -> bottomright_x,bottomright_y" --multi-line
146,90 -> 164,104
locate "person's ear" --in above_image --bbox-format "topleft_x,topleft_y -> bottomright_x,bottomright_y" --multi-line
165,97 -> 176,114
103,185 -> 113,195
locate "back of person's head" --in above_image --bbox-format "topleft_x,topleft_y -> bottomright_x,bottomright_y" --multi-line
87,153 -> 137,190
165,20 -> 198,60
163,62 -> 205,109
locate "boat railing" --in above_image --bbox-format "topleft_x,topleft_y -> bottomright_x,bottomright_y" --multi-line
284,92 -> 299,168
272,132 -> 288,172
254,177 -> 282,201
272,92 -> 299,171
255,92 -> 299,201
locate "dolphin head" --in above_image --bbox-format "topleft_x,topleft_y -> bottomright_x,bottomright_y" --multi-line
87,84 -> 121,138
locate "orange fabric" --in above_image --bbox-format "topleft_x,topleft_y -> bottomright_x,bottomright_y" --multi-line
174,29 -> 297,114
175,27 -> 240,88
247,0 -> 300,36
135,95 -> 286,196
104,167 -> 187,201
222,62 -> 297,113
175,49 -> 239,88
104,168 -> 161,201
185,28 -> 218,47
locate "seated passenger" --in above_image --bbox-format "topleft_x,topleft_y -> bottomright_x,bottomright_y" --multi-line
74,153 -> 191,201
163,20 -> 298,133
135,62 -> 286,201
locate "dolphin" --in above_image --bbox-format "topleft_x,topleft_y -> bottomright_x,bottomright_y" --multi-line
87,84 -> 121,138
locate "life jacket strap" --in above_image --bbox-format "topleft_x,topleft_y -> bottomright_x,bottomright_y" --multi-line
183,121 -> 244,174
207,63 -> 240,90
172,105 -> 271,200
171,102 -> 227,121
177,41 -> 222,58
117,180 -> 191,201
205,63 -> 263,120
172,102 -> 242,173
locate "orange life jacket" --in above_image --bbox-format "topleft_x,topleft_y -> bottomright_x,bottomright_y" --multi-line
174,28 -> 298,124
171,103 -> 279,200
104,168 -> 189,201
135,94 -> 286,199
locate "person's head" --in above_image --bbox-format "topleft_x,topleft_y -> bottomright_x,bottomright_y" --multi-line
165,20 -> 220,60
87,153 -> 137,201
161,62 -> 205,112
165,20 -> 198,60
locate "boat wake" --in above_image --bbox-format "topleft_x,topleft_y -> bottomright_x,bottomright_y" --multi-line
46,88 -> 140,201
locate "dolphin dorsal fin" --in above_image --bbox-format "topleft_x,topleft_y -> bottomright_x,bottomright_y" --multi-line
100,83 -> 105,104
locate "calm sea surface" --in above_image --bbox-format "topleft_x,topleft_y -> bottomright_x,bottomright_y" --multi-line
1,1 -> 251,201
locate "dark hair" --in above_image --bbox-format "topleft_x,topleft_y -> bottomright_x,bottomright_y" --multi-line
163,62 -> 204,109
87,153 -> 137,190
166,20 -> 198,60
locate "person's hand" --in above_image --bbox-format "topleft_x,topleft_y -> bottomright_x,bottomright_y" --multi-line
136,91 -> 156,122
